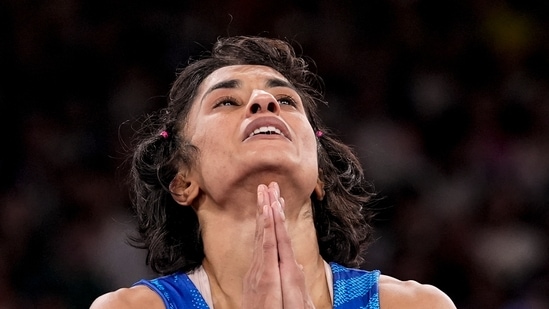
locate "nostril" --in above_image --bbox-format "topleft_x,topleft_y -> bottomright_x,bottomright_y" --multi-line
267,102 -> 277,113
249,100 -> 278,114
251,103 -> 260,114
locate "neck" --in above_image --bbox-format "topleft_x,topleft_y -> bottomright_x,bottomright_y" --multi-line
195,185 -> 330,308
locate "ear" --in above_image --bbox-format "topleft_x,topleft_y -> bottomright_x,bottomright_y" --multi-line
169,173 -> 200,206
313,169 -> 325,201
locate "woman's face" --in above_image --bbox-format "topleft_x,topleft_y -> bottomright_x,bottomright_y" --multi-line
183,65 -> 319,201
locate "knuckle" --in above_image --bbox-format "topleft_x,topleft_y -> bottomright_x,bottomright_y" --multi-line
262,241 -> 276,251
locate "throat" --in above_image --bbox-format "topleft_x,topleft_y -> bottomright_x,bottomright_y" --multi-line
199,260 -> 243,309
207,273 -> 241,309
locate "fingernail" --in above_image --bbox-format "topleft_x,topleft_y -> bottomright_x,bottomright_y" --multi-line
258,191 -> 264,214
278,202 -> 285,221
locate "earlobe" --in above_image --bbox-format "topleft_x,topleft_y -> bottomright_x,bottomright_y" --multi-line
169,173 -> 199,206
314,173 -> 325,201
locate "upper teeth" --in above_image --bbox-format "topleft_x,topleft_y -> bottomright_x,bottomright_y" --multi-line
249,126 -> 284,137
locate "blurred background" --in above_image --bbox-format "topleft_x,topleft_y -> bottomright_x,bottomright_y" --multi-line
1,0 -> 548,308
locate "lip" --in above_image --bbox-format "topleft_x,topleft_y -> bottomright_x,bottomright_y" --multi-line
242,116 -> 291,141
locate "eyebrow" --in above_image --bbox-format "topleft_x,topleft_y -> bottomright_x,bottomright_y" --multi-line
206,79 -> 241,95
265,78 -> 296,90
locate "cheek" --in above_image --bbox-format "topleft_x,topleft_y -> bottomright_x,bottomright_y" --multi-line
296,124 -> 319,168
191,127 -> 221,158
304,134 -> 318,156
190,117 -> 235,160
297,121 -> 317,153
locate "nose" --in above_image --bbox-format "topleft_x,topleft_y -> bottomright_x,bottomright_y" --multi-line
246,90 -> 280,116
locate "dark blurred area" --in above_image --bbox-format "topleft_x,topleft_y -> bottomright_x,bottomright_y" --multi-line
1,0 -> 548,308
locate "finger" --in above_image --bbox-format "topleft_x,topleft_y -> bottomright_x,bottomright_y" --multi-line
268,187 -> 289,248
253,185 -> 269,250
242,184 -> 283,309
269,189 -> 313,308
260,185 -> 280,276
268,181 -> 280,201
248,185 -> 268,279
251,185 -> 277,277
259,188 -> 284,307
267,187 -> 297,276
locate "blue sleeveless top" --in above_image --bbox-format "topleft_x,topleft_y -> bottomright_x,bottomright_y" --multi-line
134,262 -> 380,309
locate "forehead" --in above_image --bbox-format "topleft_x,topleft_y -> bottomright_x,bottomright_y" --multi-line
198,65 -> 289,93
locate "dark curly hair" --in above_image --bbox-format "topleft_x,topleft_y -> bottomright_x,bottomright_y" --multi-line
128,35 -> 375,275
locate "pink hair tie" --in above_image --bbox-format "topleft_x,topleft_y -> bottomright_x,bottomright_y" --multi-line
315,130 -> 324,138
160,130 -> 169,139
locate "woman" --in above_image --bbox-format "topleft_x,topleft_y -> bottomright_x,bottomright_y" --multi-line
91,36 -> 456,308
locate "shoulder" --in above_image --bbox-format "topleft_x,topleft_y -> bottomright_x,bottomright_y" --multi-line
90,285 -> 164,309
378,275 -> 456,309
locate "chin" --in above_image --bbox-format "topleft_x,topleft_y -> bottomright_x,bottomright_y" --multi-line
242,159 -> 317,184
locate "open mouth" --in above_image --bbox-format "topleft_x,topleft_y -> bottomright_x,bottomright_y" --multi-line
248,126 -> 285,138
243,116 -> 291,141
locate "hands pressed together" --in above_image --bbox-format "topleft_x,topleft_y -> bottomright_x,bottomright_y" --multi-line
242,182 -> 316,309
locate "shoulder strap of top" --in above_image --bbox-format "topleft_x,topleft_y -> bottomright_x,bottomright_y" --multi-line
133,273 -> 210,309
330,262 -> 380,309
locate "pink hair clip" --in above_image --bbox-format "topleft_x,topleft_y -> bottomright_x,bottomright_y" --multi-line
160,130 -> 169,139
315,130 -> 324,138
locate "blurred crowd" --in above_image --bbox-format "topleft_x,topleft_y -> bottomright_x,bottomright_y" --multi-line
1,0 -> 548,308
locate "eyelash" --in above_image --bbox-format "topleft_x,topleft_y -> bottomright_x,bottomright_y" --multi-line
213,96 -> 240,108
213,94 -> 298,108
276,95 -> 297,107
